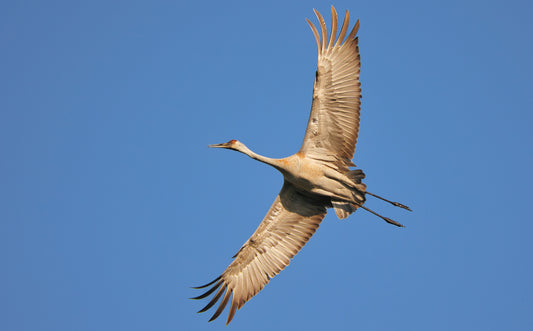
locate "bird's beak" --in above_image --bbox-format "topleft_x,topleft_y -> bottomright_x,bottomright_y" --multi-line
208,143 -> 226,148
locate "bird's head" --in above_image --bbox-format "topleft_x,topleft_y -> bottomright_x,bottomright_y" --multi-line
208,139 -> 244,152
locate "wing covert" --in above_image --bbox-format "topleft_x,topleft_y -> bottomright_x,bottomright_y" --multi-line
192,182 -> 328,324
300,7 -> 362,171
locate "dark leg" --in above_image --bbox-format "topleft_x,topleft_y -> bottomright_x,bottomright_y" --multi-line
357,204 -> 405,227
365,191 -> 412,211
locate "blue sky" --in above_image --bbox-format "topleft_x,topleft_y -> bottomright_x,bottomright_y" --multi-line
2,0 -> 533,330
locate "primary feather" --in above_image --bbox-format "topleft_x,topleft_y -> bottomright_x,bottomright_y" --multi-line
194,6 -> 409,325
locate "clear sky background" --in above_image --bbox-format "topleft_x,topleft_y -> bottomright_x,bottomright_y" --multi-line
2,0 -> 532,330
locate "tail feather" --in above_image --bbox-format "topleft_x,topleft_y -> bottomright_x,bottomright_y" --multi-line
347,169 -> 365,183
332,200 -> 356,219
332,169 -> 368,220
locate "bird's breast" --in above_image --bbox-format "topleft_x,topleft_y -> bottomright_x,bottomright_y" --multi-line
278,156 -> 325,193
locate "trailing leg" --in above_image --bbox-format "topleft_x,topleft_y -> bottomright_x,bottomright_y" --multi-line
365,191 -> 411,211
352,202 -> 405,227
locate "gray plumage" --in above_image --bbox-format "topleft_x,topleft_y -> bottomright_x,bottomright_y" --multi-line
192,6 -> 410,325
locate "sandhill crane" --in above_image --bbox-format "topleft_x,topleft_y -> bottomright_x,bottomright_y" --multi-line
192,6 -> 410,324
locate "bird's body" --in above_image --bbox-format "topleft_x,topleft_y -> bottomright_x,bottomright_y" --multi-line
233,145 -> 365,205
193,7 -> 410,325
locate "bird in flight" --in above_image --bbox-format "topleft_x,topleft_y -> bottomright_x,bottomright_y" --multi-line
192,6 -> 410,324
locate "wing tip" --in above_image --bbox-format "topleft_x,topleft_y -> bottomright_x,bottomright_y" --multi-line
309,7 -> 359,51
190,275 -> 222,289
306,17 -> 321,55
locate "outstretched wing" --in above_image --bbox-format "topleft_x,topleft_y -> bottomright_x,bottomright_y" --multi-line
192,182 -> 328,324
299,7 -> 362,171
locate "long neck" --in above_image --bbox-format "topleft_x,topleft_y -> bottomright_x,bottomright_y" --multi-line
236,144 -> 284,170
